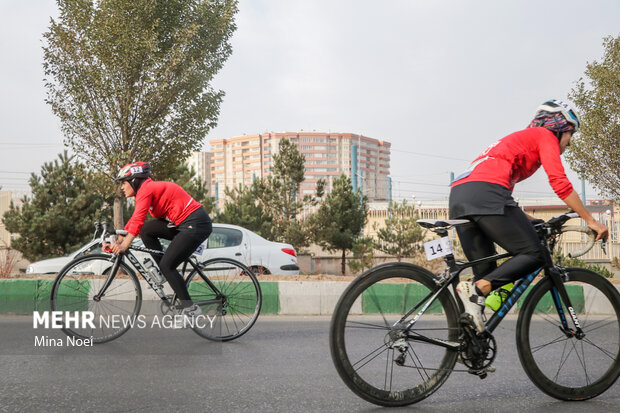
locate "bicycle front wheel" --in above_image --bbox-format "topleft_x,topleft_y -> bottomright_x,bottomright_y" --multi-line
186,258 -> 261,341
329,263 -> 460,407
516,268 -> 620,400
50,253 -> 142,343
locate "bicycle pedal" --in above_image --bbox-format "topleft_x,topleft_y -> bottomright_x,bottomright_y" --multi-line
467,368 -> 490,379
459,314 -> 476,329
467,364 -> 495,377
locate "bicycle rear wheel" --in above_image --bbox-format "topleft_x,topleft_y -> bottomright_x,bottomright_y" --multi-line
186,258 -> 261,341
329,263 -> 460,407
516,268 -> 620,400
50,253 -> 142,343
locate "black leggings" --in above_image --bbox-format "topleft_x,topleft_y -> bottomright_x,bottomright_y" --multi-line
455,206 -> 546,291
140,208 -> 212,304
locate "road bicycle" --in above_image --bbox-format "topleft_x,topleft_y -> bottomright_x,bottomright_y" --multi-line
330,212 -> 620,406
50,222 -> 262,343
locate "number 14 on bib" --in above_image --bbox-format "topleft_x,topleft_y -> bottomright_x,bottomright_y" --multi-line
424,237 -> 453,260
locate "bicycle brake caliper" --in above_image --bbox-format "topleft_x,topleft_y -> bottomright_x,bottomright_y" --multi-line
434,268 -> 450,286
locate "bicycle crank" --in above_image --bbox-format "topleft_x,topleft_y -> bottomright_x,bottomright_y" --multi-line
459,315 -> 497,378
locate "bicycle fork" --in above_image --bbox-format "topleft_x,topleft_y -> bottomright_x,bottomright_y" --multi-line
93,255 -> 122,302
548,267 -> 585,339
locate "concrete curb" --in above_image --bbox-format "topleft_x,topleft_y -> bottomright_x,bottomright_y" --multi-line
1,279 -> 618,316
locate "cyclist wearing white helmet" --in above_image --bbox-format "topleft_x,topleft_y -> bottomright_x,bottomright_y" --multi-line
112,161 -> 212,315
449,100 -> 608,333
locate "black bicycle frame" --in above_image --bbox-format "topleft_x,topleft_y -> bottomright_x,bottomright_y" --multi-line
402,242 -> 583,349
93,245 -> 225,308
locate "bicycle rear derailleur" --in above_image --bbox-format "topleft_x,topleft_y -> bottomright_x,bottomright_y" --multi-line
459,314 -> 497,379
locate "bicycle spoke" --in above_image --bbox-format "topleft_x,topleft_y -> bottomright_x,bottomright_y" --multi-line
518,270 -> 620,400
562,339 -> 591,386
345,320 -> 391,331
530,334 -> 570,354
352,343 -> 390,372
366,290 -> 391,328
583,317 -> 618,334
188,260 -> 261,341
385,348 -> 394,391
51,255 -> 140,343
328,264 -> 464,407
407,346 -> 431,381
536,311 -> 566,328
582,337 -> 618,360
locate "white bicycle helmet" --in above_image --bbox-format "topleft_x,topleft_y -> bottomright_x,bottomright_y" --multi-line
533,100 -> 580,132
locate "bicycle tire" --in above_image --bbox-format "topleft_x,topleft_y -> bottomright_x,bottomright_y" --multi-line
186,258 -> 261,342
329,263 -> 460,407
50,253 -> 142,343
516,268 -> 620,400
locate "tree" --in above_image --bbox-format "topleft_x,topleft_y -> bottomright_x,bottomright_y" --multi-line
373,200 -> 425,261
214,179 -> 276,240
348,237 -> 375,274
215,139 -> 325,250
43,0 -> 238,227
168,162 -> 215,215
269,138 -> 306,222
267,139 -> 325,248
567,35 -> 620,200
2,152 -> 106,261
312,174 -> 368,275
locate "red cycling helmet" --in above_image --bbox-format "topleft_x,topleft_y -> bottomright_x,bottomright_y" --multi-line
116,162 -> 151,182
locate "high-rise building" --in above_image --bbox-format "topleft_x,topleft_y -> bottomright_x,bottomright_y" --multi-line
187,151 -> 212,194
209,131 -> 391,208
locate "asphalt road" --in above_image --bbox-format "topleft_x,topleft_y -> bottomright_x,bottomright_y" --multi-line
1,315 -> 619,412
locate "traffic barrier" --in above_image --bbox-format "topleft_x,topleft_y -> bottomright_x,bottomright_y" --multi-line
0,279 -> 617,316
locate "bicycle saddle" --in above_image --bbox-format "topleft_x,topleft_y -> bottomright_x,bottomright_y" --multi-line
416,219 -> 471,229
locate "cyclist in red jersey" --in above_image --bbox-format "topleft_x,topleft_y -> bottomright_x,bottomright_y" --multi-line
449,100 -> 609,333
110,162 -> 212,315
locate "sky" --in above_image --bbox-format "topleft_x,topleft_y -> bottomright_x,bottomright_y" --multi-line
1,0 -> 619,202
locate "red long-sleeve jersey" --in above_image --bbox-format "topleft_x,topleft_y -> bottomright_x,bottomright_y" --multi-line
124,178 -> 202,236
452,127 -> 574,199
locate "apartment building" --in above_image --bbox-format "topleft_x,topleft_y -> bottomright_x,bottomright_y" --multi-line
187,151 -> 212,192
208,132 -> 391,208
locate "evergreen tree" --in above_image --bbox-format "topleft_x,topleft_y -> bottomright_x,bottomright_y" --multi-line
215,139 -> 325,250
43,0 -> 238,227
267,138 -> 325,248
2,152 -> 105,261
373,200 -> 425,261
269,138 -> 305,223
214,179 -> 276,240
168,162 -> 215,215
348,237 -> 375,274
312,174 -> 368,275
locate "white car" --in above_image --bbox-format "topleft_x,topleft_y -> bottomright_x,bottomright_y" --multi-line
26,223 -> 299,276
199,223 -> 299,275
25,239 -> 107,274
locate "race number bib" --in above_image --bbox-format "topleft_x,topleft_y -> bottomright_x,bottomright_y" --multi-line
193,242 -> 206,255
424,237 -> 453,260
